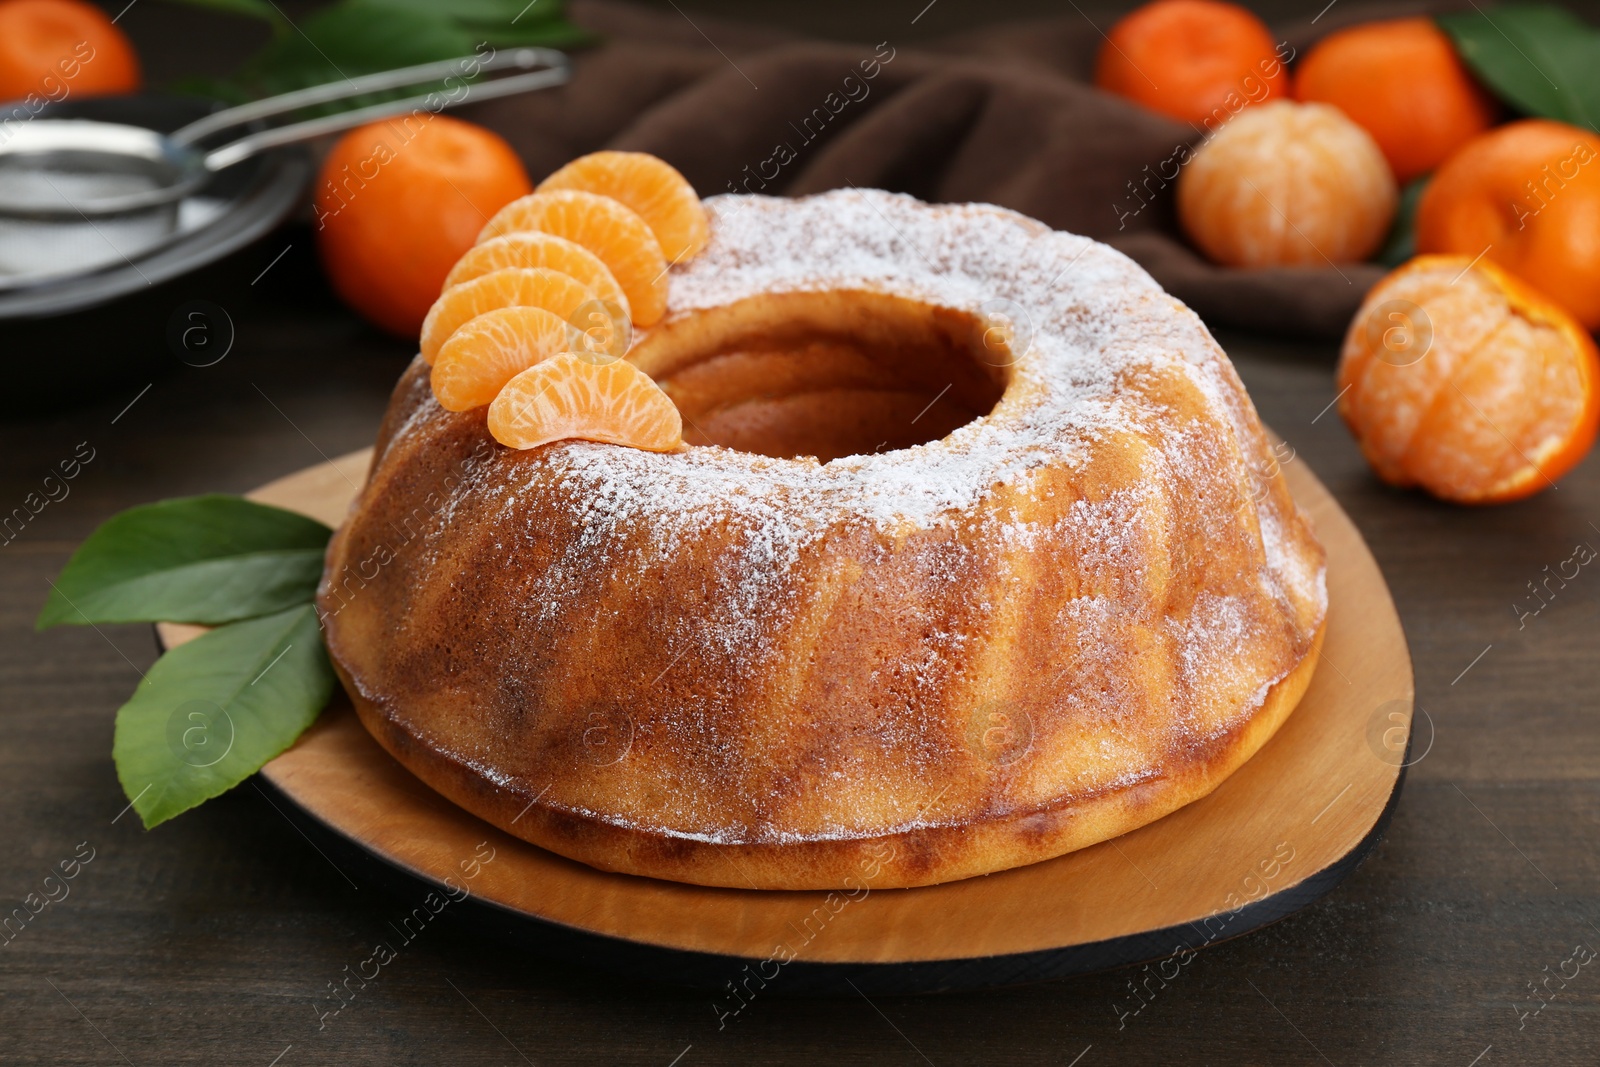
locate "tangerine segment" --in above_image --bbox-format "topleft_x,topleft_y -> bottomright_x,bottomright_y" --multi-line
1337,255 -> 1600,504
537,151 -> 709,264
476,190 -> 668,327
419,267 -> 594,364
488,353 -> 683,452
431,307 -> 578,412
443,232 -> 630,319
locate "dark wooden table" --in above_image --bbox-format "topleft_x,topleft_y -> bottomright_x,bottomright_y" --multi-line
5,3 -> 1599,1065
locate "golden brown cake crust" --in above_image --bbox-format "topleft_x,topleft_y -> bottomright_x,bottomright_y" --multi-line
337,625 -> 1321,889
320,191 -> 1327,890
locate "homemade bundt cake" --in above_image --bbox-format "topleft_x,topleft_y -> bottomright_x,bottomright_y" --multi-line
319,188 -> 1327,890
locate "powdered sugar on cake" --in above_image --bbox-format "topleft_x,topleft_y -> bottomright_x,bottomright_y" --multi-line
489,192 -> 1254,521
477,189 -> 1322,619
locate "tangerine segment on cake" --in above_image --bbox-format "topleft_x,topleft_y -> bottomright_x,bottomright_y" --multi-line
476,189 -> 669,327
321,190 -> 1327,891
536,151 -> 709,264
418,267 -> 595,365
444,233 -> 632,323
431,307 -> 581,413
488,352 -> 683,452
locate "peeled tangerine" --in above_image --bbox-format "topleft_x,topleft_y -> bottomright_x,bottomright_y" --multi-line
1337,255 -> 1600,504
1178,100 -> 1397,267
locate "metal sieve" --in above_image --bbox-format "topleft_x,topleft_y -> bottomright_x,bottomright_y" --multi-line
0,48 -> 568,284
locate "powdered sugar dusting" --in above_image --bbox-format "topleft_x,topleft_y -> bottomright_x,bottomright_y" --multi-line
485,190 -> 1246,532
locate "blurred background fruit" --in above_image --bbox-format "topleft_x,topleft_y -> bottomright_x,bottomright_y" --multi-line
1178,100 -> 1396,268
0,0 -> 140,101
314,116 -> 532,339
1094,0 -> 1286,126
1337,254 -> 1600,504
1416,119 -> 1600,330
1293,17 -> 1496,184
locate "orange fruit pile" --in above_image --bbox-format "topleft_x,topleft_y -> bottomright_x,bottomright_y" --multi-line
1015,0 -> 1600,502
1094,0 -> 1286,127
1337,255 -> 1600,504
421,150 -> 703,453
1177,100 -> 1396,268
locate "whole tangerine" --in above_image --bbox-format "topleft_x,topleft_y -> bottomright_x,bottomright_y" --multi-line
1095,0 -> 1287,127
0,0 -> 140,103
1294,17 -> 1496,184
1416,119 -> 1600,330
315,115 -> 532,339
1178,100 -> 1397,268
1338,254 -> 1600,504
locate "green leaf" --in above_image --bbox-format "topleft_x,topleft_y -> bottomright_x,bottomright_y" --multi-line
238,2 -> 475,101
1377,175 -> 1429,268
156,0 -> 589,105
38,495 -> 331,630
114,604 -> 335,829
1438,5 -> 1600,132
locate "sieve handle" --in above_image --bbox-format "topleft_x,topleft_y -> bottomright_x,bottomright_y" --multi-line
172,48 -> 568,172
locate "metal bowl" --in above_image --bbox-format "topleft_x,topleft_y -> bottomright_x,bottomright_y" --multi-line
0,94 -> 311,416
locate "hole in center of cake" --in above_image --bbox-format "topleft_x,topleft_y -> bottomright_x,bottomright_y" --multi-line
632,289 -> 1015,463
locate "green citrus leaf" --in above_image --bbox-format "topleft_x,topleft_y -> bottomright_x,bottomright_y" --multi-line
161,0 -> 588,104
38,495 -> 330,630
1438,5 -> 1600,132
239,2 -> 475,102
113,605 -> 335,829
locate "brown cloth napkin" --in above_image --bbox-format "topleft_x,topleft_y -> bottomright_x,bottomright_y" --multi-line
465,0 -> 1446,337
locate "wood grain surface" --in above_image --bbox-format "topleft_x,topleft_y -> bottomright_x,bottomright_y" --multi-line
4,3 -> 1600,1064
150,445 -> 1401,973
7,258 -> 1599,1066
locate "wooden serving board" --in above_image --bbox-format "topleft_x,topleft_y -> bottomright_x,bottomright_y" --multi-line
161,447 -> 1413,993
